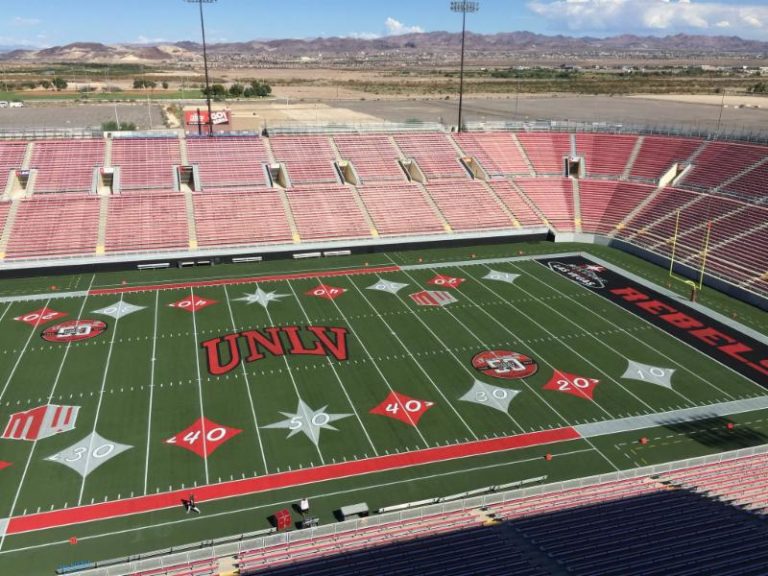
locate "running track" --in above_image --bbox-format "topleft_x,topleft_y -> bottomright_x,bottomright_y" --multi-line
4,427 -> 580,536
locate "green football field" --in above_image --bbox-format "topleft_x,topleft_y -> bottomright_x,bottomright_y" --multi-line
0,241 -> 766,574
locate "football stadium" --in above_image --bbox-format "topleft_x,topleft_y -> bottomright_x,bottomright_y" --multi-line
0,2 -> 767,576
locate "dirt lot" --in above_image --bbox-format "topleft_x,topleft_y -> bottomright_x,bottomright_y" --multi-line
0,94 -> 765,136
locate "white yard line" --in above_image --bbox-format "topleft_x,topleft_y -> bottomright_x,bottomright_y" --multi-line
285,280 -> 380,456
222,285 -> 269,474
528,260 -> 756,400
458,262 -> 662,412
500,261 -> 703,408
77,293 -> 126,506
0,275 -> 96,552
0,447 -> 597,555
447,267 -> 617,421
347,275 -> 481,440
256,285 -> 327,466
0,298 -> 53,404
189,288 -> 210,485
143,291 -> 160,495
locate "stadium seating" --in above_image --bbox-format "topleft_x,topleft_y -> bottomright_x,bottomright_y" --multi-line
425,180 -> 515,231
0,141 -> 26,193
186,136 -> 270,190
452,132 -> 530,177
31,139 -> 104,194
487,180 -> 545,227
0,131 -> 764,300
270,135 -> 339,185
393,133 -> 468,180
111,138 -> 182,192
578,180 -> 657,234
516,133 -> 571,175
333,134 -> 405,182
193,190 -> 293,247
575,134 -> 638,178
682,141 -> 766,193
629,136 -> 702,181
286,185 -> 371,240
4,195 -> 100,258
106,193 -> 188,253
722,161 -> 768,201
514,177 -> 574,231
357,183 -> 445,235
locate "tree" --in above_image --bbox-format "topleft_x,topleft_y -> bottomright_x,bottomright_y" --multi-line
162,81 -> 169,90
40,80 -> 52,90
228,83 -> 244,97
250,80 -> 272,97
52,77 -> 68,91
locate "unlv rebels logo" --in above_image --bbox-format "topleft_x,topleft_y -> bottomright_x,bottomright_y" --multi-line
472,350 -> 538,380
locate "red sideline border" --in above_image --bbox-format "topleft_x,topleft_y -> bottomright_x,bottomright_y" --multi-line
6,427 -> 580,536
89,265 -> 401,296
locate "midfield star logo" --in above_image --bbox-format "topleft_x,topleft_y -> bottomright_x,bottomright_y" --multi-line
547,262 -> 607,289
201,325 -> 350,376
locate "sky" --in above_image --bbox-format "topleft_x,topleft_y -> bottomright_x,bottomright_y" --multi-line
0,0 -> 766,48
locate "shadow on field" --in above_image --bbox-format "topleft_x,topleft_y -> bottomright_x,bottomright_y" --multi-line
662,415 -> 768,450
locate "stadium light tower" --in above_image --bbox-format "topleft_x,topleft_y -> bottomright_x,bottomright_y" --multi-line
450,1 -> 479,133
184,0 -> 217,136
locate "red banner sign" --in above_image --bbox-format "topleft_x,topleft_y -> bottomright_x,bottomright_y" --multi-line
185,110 -> 230,126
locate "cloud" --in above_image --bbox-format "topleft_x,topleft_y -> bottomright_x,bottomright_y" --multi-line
348,32 -> 380,40
385,17 -> 424,35
11,16 -> 41,27
527,0 -> 767,37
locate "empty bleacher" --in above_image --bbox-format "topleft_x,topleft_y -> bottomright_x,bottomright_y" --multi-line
576,134 -> 638,178
4,195 -> 100,258
30,139 -> 104,194
270,136 -> 339,185
357,183 -> 445,235
193,190 -> 293,248
452,132 -> 530,177
333,134 -> 405,183
629,136 -> 702,181
286,185 -> 371,240
682,141 -> 766,194
425,180 -> 515,231
516,133 -> 571,175
394,133 -> 468,180
487,180 -> 545,227
579,180 -> 657,234
111,138 -> 181,192
106,193 -> 188,253
0,141 -> 29,192
514,177 -> 574,231
186,136 -> 270,190
722,161 -> 768,201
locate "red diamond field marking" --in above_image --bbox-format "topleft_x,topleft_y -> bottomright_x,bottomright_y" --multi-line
13,307 -> 67,327
427,274 -> 466,289
305,284 -> 347,300
0,461 -> 11,471
165,417 -> 242,458
169,295 -> 217,312
370,391 -> 434,427
543,370 -> 600,401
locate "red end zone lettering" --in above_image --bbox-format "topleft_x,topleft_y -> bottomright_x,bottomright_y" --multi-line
539,256 -> 768,388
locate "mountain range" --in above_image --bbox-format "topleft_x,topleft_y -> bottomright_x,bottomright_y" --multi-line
1,32 -> 766,63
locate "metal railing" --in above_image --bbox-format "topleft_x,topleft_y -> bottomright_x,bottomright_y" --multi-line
73,443 -> 768,576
